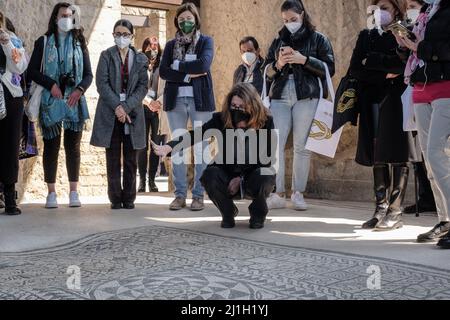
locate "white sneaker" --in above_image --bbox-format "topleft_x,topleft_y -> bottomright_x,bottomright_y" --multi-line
45,192 -> 58,209
291,192 -> 308,211
267,193 -> 287,210
69,191 -> 82,208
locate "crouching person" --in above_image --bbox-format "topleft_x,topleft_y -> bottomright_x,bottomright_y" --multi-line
154,83 -> 277,229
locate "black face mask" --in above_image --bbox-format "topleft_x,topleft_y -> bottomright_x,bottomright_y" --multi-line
231,109 -> 250,127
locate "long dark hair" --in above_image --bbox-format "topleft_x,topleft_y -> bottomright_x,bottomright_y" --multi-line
114,19 -> 134,34
142,37 -> 162,70
281,0 -> 316,33
46,2 -> 88,51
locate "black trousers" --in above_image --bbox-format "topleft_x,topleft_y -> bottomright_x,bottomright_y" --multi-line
137,108 -> 162,182
0,85 -> 23,185
200,166 -> 276,223
106,119 -> 137,204
414,160 -> 436,207
43,129 -> 82,183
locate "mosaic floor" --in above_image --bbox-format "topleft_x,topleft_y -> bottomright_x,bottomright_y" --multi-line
1,226 -> 449,300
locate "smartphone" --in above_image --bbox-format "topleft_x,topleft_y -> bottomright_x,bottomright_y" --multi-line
387,22 -> 417,41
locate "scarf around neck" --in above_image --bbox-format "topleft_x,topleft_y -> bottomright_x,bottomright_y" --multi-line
40,32 -> 89,139
405,0 -> 441,83
172,30 -> 201,62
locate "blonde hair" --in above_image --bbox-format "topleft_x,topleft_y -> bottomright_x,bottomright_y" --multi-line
222,83 -> 269,130
0,11 -> 6,29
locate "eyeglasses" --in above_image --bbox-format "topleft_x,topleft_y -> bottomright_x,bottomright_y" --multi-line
113,32 -> 132,39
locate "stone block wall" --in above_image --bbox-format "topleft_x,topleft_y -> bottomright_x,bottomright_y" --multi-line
1,0 -> 121,201
1,0 -> 416,203
198,0 -> 415,202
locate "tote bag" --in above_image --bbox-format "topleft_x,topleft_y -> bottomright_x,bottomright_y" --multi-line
25,36 -> 47,122
305,62 -> 343,159
261,64 -> 271,109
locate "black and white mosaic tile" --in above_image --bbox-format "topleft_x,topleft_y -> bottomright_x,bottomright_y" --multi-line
1,226 -> 449,300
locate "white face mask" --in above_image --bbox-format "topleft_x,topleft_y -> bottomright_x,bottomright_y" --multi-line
57,17 -> 74,33
115,36 -> 131,49
407,9 -> 421,23
242,52 -> 257,66
285,21 -> 302,34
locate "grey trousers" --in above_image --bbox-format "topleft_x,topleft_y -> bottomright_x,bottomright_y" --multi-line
414,98 -> 450,223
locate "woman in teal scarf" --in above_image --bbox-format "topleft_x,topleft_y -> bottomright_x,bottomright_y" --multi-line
29,2 -> 93,209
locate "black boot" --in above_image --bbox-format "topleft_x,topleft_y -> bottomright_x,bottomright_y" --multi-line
4,184 -> 21,216
138,178 -> 146,193
149,180 -> 159,193
0,192 -> 5,209
376,165 -> 409,231
363,165 -> 390,229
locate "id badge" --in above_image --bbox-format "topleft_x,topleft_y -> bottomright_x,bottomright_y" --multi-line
120,93 -> 127,102
185,54 -> 197,62
124,124 -> 130,136
148,90 -> 156,100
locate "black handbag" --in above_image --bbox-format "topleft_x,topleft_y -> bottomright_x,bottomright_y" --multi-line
19,114 -> 38,160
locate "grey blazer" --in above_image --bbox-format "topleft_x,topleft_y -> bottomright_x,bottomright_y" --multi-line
90,46 -> 149,150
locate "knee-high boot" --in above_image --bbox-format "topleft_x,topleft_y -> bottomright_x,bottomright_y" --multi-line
362,164 -> 390,229
376,165 -> 409,231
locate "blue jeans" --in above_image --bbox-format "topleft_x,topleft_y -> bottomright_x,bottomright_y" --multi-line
270,79 -> 318,194
167,97 -> 213,199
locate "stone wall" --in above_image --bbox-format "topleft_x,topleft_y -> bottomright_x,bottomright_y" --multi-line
2,0 -> 415,202
1,0 -> 121,201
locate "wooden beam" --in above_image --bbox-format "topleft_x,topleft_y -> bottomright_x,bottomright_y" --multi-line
122,0 -> 183,10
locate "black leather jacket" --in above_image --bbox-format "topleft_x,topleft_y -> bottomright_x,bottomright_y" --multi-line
263,26 -> 335,100
410,4 -> 450,84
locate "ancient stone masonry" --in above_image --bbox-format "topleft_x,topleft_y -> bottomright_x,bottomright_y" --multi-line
1,0 -> 121,201
1,0 -> 415,202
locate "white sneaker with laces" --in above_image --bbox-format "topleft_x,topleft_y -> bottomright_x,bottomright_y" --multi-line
267,193 -> 286,210
291,192 -> 308,211
45,192 -> 58,209
69,191 -> 82,208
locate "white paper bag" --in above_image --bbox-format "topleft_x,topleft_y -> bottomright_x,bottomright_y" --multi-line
305,63 -> 343,159
261,64 -> 271,109
401,85 -> 417,132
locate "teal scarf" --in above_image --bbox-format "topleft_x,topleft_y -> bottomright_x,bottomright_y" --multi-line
40,33 -> 89,139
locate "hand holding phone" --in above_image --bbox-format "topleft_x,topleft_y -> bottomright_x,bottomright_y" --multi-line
280,46 -> 294,56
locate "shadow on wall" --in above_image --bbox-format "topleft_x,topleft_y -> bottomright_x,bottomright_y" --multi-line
0,0 -> 107,201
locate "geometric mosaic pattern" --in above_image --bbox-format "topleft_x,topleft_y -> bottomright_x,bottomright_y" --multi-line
1,226 -> 450,300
